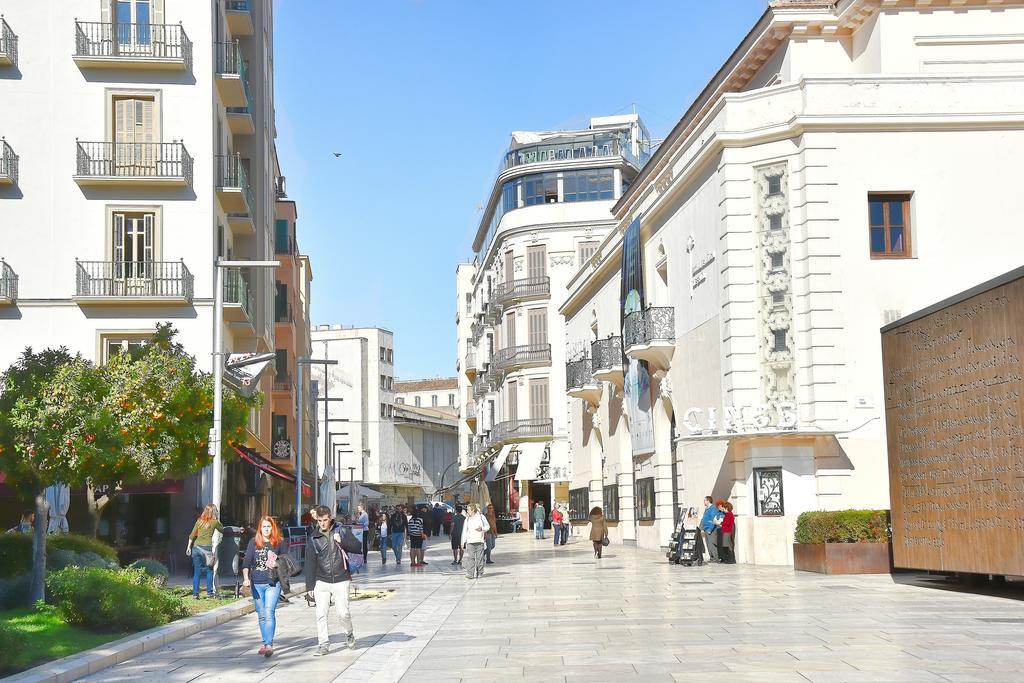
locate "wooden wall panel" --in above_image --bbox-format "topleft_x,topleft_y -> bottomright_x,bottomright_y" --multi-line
882,274 -> 1024,575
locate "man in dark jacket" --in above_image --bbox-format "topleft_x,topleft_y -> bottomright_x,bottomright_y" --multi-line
305,505 -> 363,656
388,504 -> 408,564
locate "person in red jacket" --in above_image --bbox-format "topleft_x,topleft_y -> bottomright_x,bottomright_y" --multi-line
719,502 -> 736,564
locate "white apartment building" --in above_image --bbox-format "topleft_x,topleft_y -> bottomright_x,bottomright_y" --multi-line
393,377 -> 459,415
456,115 -> 651,528
561,0 -> 1024,563
0,1 -> 288,550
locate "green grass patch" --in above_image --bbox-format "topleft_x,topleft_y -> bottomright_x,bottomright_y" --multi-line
0,607 -> 122,675
168,587 -> 245,615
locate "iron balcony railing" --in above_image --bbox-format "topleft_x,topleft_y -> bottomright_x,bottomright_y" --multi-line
566,357 -> 594,392
0,138 -> 17,185
592,335 -> 623,370
494,276 -> 550,307
472,374 -> 490,399
623,307 -> 675,349
273,375 -> 292,392
503,132 -> 648,171
223,268 -> 253,320
215,154 -> 255,209
215,41 -> 251,98
483,302 -> 502,326
0,17 -> 18,66
76,141 -> 193,184
491,343 -> 551,374
490,418 -> 553,446
275,301 -> 293,323
470,320 -> 484,343
75,260 -> 194,301
74,21 -> 192,69
465,350 -> 476,371
274,235 -> 295,255
0,260 -> 18,302
466,401 -> 477,420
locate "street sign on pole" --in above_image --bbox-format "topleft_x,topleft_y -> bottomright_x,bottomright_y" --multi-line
223,352 -> 275,397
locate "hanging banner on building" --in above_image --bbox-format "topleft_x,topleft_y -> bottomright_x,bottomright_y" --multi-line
621,216 -> 655,456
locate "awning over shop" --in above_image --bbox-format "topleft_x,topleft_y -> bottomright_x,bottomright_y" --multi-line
233,445 -> 310,496
534,440 -> 570,483
513,442 -> 548,481
486,444 -> 514,482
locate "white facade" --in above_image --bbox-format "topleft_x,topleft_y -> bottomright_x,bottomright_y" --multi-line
0,1 -> 283,539
393,377 -> 459,415
561,0 -> 1024,563
456,115 -> 650,524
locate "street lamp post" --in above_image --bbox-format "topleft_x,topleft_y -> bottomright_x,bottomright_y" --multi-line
296,357 -> 337,519
210,258 -> 278,510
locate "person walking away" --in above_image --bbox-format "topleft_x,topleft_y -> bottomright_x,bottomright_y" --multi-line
551,505 -> 563,547
463,503 -> 490,579
377,511 -> 389,565
587,507 -> 609,559
389,505 -> 407,565
407,509 -> 426,567
186,504 -> 223,599
242,516 -> 288,657
356,505 -> 369,562
700,496 -> 722,563
305,505 -> 363,656
719,502 -> 736,564
450,505 -> 466,566
533,502 -> 546,539
6,511 -> 34,534
484,503 -> 498,564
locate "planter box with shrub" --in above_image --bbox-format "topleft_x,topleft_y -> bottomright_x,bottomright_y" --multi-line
793,509 -> 892,574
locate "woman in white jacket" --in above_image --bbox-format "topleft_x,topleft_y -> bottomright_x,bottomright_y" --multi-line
462,503 -> 490,579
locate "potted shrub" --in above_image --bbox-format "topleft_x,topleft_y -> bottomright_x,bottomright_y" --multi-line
793,509 -> 891,574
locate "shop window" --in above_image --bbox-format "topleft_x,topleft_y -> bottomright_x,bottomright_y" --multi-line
569,487 -> 589,521
636,477 -> 655,521
603,484 -> 619,521
754,467 -> 784,516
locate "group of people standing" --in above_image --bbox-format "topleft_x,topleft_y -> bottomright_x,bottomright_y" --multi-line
699,496 -> 736,564
373,502 -> 498,578
531,502 -> 571,545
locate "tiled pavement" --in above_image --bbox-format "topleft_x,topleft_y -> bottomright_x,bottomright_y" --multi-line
79,531 -> 1024,682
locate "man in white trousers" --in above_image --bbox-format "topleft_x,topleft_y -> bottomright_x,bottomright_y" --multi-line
304,505 -> 363,656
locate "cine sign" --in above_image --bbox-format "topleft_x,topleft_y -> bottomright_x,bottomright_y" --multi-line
681,401 -> 797,435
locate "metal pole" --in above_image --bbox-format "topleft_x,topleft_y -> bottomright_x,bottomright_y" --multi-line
319,348 -> 330,507
211,260 -> 225,508
295,361 -> 304,522
348,466 -> 356,520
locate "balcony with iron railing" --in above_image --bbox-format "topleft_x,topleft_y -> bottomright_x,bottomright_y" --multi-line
464,350 -> 477,379
273,374 -> 293,393
493,276 -> 550,307
214,41 -> 250,108
73,21 -> 191,70
491,343 -> 551,376
0,138 -> 17,185
274,235 -> 296,255
275,301 -> 294,324
465,401 -> 477,430
0,259 -> 18,304
222,268 -> 254,324
74,260 -> 193,304
225,0 -> 254,36
215,154 -> 254,214
623,306 -> 675,370
566,357 -> 601,404
503,131 -> 648,172
225,89 -> 255,136
483,302 -> 502,326
470,320 -> 484,344
74,141 -> 192,187
490,418 -> 553,447
472,374 -> 491,400
0,16 -> 18,67
592,335 -> 625,386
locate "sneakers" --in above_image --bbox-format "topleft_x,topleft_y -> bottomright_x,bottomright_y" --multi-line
485,560 -> 495,564
346,632 -> 356,649
313,644 -> 330,657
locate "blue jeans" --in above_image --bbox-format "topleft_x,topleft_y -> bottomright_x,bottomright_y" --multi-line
534,520 -> 544,539
192,545 -> 213,597
391,532 -> 405,562
552,523 -> 562,546
484,532 -> 495,562
252,582 -> 282,646
560,523 -> 569,545
379,534 -> 389,561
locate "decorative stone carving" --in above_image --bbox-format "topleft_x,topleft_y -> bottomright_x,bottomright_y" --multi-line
655,168 -> 675,194
550,253 -> 575,267
584,227 -> 593,239
514,257 -> 524,273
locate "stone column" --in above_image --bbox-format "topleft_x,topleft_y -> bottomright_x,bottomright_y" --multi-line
652,371 -> 676,550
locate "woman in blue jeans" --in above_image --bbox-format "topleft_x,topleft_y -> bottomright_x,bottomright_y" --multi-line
242,516 -> 288,657
185,504 -> 222,599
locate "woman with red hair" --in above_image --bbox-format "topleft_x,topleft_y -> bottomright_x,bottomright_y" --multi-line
719,502 -> 736,564
243,516 -> 289,656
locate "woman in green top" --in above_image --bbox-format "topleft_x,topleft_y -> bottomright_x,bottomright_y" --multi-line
186,504 -> 223,598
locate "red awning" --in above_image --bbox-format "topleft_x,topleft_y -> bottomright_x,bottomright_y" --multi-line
233,445 -> 296,484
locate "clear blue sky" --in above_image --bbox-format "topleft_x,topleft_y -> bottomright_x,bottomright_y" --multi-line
273,0 -> 767,380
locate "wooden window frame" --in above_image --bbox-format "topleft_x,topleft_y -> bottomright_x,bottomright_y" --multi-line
868,192 -> 913,259
635,477 -> 656,521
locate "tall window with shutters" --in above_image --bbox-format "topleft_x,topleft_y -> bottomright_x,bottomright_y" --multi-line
507,380 -> 518,422
504,311 -> 516,349
527,245 -> 546,280
527,308 -> 547,347
504,250 -> 515,283
113,96 -> 156,175
529,378 -> 549,420
112,212 -> 154,280
578,241 -> 599,266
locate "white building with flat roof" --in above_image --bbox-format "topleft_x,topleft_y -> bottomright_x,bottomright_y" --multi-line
560,0 -> 1024,563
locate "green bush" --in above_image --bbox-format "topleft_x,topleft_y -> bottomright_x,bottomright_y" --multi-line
48,549 -> 118,572
128,559 -> 170,586
794,509 -> 890,544
46,566 -> 188,632
0,573 -> 31,610
0,621 -> 29,666
0,534 -> 118,578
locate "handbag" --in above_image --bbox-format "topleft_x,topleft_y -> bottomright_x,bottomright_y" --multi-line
601,536 -> 610,547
